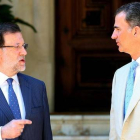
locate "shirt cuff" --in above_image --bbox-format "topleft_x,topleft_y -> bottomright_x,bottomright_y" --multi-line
0,127 -> 4,140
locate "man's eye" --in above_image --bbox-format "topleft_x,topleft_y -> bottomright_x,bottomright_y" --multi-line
15,46 -> 20,48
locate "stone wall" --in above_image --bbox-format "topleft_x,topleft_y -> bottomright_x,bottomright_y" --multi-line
1,0 -> 55,112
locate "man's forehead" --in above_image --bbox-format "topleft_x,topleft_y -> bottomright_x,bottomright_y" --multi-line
115,12 -> 126,21
3,32 -> 23,39
4,32 -> 21,36
3,32 -> 24,45
113,12 -> 128,27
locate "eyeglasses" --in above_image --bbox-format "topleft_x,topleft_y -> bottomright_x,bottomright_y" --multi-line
0,43 -> 28,50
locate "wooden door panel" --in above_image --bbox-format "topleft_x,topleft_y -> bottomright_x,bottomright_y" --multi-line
55,0 -> 131,112
72,0 -> 112,36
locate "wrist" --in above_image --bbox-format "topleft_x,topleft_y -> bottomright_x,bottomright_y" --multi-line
1,126 -> 5,139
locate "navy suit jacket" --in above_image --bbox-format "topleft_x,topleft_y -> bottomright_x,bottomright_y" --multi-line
0,73 -> 52,140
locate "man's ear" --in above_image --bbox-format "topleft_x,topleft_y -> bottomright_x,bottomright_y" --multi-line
133,26 -> 140,36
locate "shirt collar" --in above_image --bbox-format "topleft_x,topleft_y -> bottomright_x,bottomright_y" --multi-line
0,72 -> 19,85
136,57 -> 140,65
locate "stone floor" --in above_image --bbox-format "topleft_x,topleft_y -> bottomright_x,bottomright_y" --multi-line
50,115 -> 110,140
53,136 -> 109,140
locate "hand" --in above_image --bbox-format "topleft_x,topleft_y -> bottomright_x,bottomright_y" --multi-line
1,119 -> 32,139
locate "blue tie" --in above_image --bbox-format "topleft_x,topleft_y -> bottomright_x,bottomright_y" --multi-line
124,61 -> 138,117
7,78 -> 21,119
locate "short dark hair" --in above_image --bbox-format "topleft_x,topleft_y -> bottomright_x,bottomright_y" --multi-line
0,22 -> 21,46
115,2 -> 140,28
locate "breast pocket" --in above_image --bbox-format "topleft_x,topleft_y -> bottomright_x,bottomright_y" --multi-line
31,106 -> 43,114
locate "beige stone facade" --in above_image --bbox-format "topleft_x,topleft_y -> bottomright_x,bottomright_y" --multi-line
2,0 -> 55,112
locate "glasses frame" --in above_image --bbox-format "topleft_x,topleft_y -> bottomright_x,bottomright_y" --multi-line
0,43 -> 28,50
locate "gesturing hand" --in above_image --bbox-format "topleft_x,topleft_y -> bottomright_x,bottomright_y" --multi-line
1,119 -> 32,139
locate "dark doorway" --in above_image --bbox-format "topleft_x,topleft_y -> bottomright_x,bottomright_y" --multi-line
55,0 -> 131,113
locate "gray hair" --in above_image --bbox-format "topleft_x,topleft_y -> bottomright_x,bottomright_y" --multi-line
115,2 -> 140,28
0,22 -> 21,46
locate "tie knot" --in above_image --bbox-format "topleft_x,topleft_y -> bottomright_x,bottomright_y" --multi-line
131,61 -> 138,70
7,78 -> 13,86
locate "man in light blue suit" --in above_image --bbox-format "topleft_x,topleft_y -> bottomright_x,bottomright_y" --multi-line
0,22 -> 52,140
110,2 -> 140,140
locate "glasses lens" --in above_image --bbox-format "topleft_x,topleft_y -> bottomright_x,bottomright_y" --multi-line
23,44 -> 28,49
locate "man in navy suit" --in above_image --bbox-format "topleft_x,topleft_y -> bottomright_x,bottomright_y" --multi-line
0,22 -> 52,140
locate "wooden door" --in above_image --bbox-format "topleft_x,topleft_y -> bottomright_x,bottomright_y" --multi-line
55,0 -> 131,113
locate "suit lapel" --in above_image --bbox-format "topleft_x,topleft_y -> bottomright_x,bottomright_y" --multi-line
18,73 -> 31,119
118,64 -> 130,126
124,75 -> 140,122
0,89 -> 14,121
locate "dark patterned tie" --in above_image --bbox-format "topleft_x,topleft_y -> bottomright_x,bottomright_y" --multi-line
124,61 -> 138,117
7,78 -> 21,119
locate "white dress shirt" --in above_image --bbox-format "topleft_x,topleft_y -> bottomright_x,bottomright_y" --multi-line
0,72 -> 26,140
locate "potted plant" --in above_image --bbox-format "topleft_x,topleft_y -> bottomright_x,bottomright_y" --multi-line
0,0 -> 37,32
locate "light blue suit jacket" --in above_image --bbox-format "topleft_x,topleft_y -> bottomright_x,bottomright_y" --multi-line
110,62 -> 140,140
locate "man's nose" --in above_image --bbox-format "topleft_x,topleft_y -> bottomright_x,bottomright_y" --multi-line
111,31 -> 117,39
20,46 -> 27,55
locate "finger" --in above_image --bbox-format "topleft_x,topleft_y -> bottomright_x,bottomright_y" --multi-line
19,129 -> 23,133
18,125 -> 24,130
16,119 -> 32,125
14,130 -> 22,137
20,125 -> 24,129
